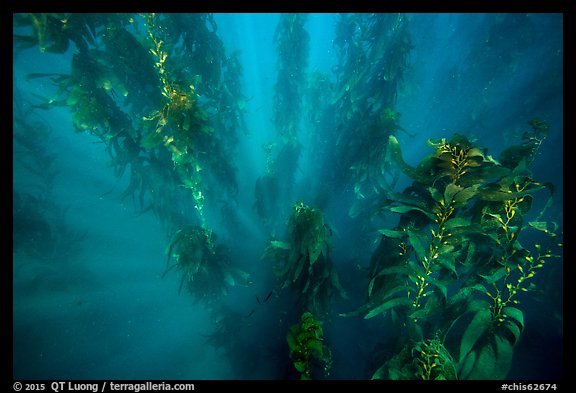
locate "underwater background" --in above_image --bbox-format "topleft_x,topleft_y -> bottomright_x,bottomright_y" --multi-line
13,13 -> 563,380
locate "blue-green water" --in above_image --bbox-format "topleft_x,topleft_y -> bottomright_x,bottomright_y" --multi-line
13,13 -> 563,380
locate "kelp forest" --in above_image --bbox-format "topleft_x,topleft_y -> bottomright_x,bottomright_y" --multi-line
13,13 -> 563,381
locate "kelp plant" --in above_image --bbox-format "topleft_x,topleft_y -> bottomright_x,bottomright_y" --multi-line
163,226 -> 250,305
255,14 -> 309,234
265,201 -> 346,379
13,94 -> 85,266
266,201 -> 346,317
342,120 -> 562,379
286,311 -> 333,380
311,13 -> 413,220
18,13 -> 249,306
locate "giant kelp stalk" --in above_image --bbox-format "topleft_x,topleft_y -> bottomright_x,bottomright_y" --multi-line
342,120 -> 562,379
272,13 -> 309,145
266,202 -> 346,317
264,202 -> 345,379
147,14 -> 243,204
310,13 -> 413,221
141,13 -> 212,228
254,14 -> 310,234
17,13 -> 249,306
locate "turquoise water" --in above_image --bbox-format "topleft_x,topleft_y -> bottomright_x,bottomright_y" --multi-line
13,13 -> 563,380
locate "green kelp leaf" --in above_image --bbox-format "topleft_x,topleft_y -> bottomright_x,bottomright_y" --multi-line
387,190 -> 431,210
378,229 -> 405,239
389,135 -> 423,181
516,194 -> 533,215
140,129 -> 164,149
464,157 -> 485,169
331,266 -> 348,299
182,114 -> 192,131
463,334 -> 513,380
476,187 -> 513,202
270,240 -> 291,250
466,147 -> 485,159
463,241 -> 476,265
446,287 -> 483,309
437,243 -> 455,255
453,185 -> 480,207
503,307 -> 524,328
307,338 -> 324,356
459,350 -> 476,380
407,229 -> 427,262
367,275 -> 380,297
223,271 -> 235,287
493,331 -> 515,377
294,361 -> 307,373
443,217 -> 471,230
479,165 -> 511,182
428,186 -> 443,203
444,183 -> 462,205
426,274 -> 448,300
376,266 -> 416,276
442,298 -> 491,341
364,297 -> 412,319
427,137 -> 446,146
406,263 -> 428,281
348,199 -> 364,218
535,184 -> 555,221
479,267 -> 508,284
528,221 -> 558,235
500,145 -> 530,171
502,306 -> 524,345
300,272 -> 310,298
501,319 -> 522,346
353,183 -> 365,199
476,230 -> 502,246
368,273 -> 407,300
459,308 -> 492,363
287,326 -> 298,351
409,308 -> 430,320
292,254 -> 307,283
339,304 -> 371,318
370,283 -> 410,303
469,284 -> 489,296
437,251 -> 458,276
389,205 -> 436,221
230,268 -> 251,285
300,312 -> 321,332
308,241 -> 323,266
